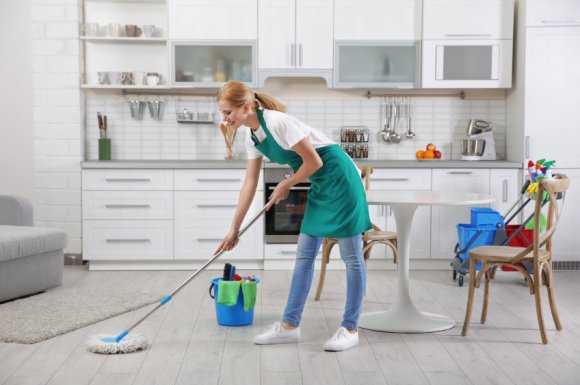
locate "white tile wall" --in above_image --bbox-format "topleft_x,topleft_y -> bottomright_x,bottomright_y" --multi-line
31,0 -> 83,254
86,95 -> 506,161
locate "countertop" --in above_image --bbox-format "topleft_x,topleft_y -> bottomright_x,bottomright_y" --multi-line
81,159 -> 522,169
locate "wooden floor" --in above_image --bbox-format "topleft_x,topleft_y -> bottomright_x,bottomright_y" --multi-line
2,266 -> 580,385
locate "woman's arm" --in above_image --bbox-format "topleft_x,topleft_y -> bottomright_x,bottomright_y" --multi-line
268,137 -> 323,204
214,157 -> 263,254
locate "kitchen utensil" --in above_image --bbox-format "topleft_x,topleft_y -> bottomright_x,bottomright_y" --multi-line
462,139 -> 486,156
125,25 -> 142,38
220,122 -> 237,160
147,100 -> 164,120
405,98 -> 416,139
466,119 -> 491,136
128,100 -> 145,120
388,103 -> 401,144
380,100 -> 392,142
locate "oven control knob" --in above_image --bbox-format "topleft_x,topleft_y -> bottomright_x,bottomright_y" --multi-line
284,172 -> 291,179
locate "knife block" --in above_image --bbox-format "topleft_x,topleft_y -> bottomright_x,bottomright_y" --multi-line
98,138 -> 111,160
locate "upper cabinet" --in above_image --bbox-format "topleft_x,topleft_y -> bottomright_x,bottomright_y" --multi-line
334,0 -> 422,41
422,0 -> 514,88
258,0 -> 333,86
81,0 -> 169,89
423,0 -> 514,39
526,0 -> 580,27
168,0 -> 257,40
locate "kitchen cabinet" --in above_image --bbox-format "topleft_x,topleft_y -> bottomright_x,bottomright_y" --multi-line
421,0 -> 514,88
430,169 -> 490,260
257,0 -> 333,86
81,0 -> 169,89
173,169 -> 264,261
369,169 -> 431,260
507,0 -> 580,261
82,169 -> 174,261
168,0 -> 257,40
334,0 -> 422,41
489,168 -> 521,216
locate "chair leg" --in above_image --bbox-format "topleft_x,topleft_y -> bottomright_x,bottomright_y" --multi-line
545,263 -> 562,331
533,261 -> 548,344
462,257 -> 478,336
481,268 -> 491,324
392,239 -> 398,264
314,239 -> 332,301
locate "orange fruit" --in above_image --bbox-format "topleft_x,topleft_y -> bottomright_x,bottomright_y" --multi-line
424,150 -> 435,159
426,143 -> 436,151
415,150 -> 424,159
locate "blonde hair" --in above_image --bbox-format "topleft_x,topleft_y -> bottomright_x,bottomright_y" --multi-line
217,81 -> 286,113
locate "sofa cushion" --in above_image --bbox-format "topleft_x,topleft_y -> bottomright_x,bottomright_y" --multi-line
0,226 -> 66,262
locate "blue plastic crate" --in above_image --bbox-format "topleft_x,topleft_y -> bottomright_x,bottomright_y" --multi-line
456,224 -> 497,269
470,208 -> 504,227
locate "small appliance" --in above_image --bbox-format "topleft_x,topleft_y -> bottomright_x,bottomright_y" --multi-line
461,119 -> 497,161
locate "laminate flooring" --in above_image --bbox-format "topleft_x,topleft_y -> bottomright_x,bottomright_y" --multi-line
2,266 -> 580,385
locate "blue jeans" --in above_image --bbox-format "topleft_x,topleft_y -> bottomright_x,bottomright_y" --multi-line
282,233 -> 366,330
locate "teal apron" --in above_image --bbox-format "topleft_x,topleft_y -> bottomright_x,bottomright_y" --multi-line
252,109 -> 371,238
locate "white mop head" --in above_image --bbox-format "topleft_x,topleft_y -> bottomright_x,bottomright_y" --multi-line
85,333 -> 148,354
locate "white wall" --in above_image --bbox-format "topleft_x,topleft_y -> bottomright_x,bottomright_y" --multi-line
0,1 -> 34,200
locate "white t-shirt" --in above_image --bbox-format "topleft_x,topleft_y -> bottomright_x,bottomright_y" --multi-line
244,109 -> 334,160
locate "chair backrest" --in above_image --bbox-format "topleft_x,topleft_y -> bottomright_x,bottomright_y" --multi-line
513,174 -> 569,263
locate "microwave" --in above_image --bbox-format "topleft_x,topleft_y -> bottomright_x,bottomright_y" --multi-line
422,39 -> 513,88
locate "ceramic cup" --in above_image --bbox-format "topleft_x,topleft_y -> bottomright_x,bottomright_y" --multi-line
97,71 -> 109,85
108,71 -> 121,85
120,72 -> 134,85
82,22 -> 99,37
125,24 -> 142,38
143,24 -> 156,38
132,71 -> 145,86
146,73 -> 161,86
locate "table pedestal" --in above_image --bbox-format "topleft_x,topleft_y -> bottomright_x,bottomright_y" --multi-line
359,204 -> 456,333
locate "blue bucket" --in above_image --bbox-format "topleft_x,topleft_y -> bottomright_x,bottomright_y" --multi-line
209,277 -> 260,326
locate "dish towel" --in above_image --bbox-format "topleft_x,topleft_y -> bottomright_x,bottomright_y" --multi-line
241,281 -> 257,312
217,281 -> 241,307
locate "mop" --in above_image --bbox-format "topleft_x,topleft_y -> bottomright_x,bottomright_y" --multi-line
86,203 -> 270,354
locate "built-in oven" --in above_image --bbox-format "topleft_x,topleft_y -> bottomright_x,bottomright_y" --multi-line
264,167 -> 310,244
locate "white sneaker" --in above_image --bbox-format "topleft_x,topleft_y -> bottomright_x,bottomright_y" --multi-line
323,327 -> 359,352
254,322 -> 301,345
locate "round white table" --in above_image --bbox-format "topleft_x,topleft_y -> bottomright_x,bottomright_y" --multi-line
360,190 -> 494,333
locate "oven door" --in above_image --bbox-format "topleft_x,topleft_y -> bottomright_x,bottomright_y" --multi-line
264,182 -> 310,243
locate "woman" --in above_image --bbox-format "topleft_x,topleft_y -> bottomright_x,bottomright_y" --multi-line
215,81 -> 371,352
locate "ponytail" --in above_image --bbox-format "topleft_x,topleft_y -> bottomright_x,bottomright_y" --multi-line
217,81 -> 286,113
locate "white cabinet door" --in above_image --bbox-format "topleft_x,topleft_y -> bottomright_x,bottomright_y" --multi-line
526,0 -> 580,27
258,0 -> 333,69
489,169 -> 521,216
370,169 -> 431,259
334,0 -> 422,40
431,169 -> 490,259
169,0 -> 258,39
551,169 -> 580,261
258,0 -> 295,69
423,0 -> 514,39
524,26 -> 580,168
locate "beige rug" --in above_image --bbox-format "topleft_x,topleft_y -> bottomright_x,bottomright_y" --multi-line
0,287 -> 160,344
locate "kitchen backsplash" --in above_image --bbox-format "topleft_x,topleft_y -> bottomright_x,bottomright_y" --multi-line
85,95 -> 506,161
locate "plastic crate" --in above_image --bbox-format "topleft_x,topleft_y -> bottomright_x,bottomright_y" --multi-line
470,208 -> 504,227
502,225 -> 534,271
456,224 -> 497,268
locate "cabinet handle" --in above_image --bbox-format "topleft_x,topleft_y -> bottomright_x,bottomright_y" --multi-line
373,178 -> 410,182
268,186 -> 310,191
447,171 -> 473,175
106,239 -> 151,243
105,178 -> 151,182
105,204 -> 151,209
291,43 -> 295,66
197,178 -> 241,183
197,238 -> 223,242
525,136 -> 530,158
502,179 -> 508,203
541,19 -> 579,25
280,250 -> 295,255
197,204 -> 237,208
298,43 -> 303,67
444,33 -> 491,37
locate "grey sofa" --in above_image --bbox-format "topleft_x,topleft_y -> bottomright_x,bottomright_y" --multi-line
0,195 -> 66,302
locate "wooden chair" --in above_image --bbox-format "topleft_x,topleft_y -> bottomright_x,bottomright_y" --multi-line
314,165 -> 398,301
462,174 -> 570,344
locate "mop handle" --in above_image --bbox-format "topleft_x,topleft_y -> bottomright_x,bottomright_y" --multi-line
118,202 -> 272,339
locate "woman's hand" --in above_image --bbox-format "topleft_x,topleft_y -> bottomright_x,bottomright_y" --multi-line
214,228 -> 240,255
268,180 -> 290,208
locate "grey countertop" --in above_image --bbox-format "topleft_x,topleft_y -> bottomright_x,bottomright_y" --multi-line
81,159 -> 522,169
